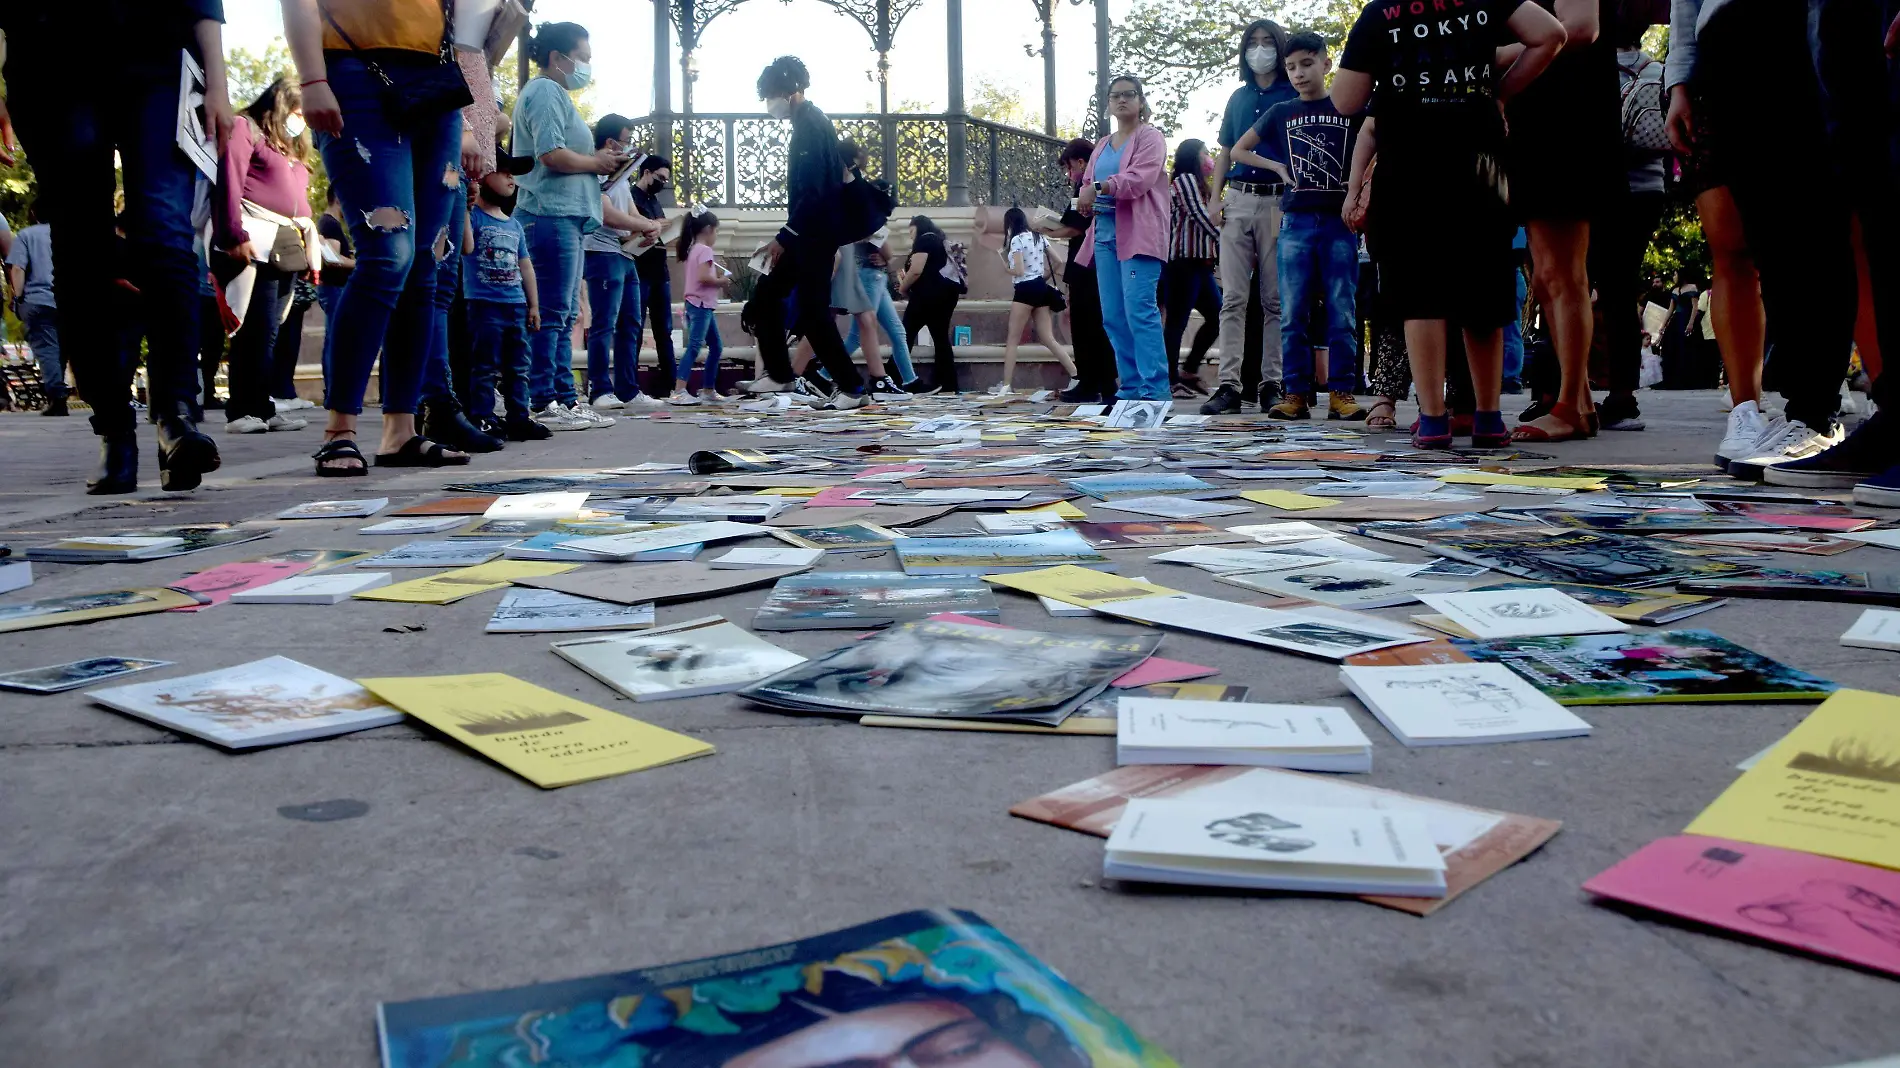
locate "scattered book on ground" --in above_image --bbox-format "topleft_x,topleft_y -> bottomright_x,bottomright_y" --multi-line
1340,663 -> 1593,745
92,656 -> 403,748
1686,689 -> 1900,869
355,538 -> 520,569
1583,834 -> 1900,979
0,587 -> 203,633
0,558 -> 30,594
27,535 -> 185,561
1213,561 -> 1466,610
1841,608 -> 1900,651
1417,527 -> 1757,588
278,497 -> 389,519
741,618 -> 1159,725
1071,520 -> 1247,548
1104,798 -> 1446,897
1666,530 -> 1860,556
1094,495 -> 1251,520
232,571 -> 395,604
1117,697 -> 1372,772
1415,587 -> 1629,638
1236,489 -> 1336,511
164,560 -> 312,611
1465,581 -> 1724,625
483,588 -> 655,633
374,908 -> 1175,1068
482,491 -> 591,519
359,516 -> 468,535
708,546 -> 825,569
1450,629 -> 1836,704
551,616 -> 804,700
353,561 -> 579,605
893,529 -> 1111,575
752,572 -> 999,630
1678,567 -> 1900,606
1010,764 -> 1559,914
1064,471 -> 1214,498
0,657 -> 172,694
518,562 -> 813,605
983,564 -> 1181,608
357,672 -> 714,787
1354,512 -> 1535,547
772,521 -> 904,551
387,495 -> 498,516
1101,593 -> 1429,660
554,520 -> 762,559
28,524 -> 276,562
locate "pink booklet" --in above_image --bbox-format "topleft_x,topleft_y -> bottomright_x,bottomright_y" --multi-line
165,561 -> 311,611
1584,834 -> 1900,978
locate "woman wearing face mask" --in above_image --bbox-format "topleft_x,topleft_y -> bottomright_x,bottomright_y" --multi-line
1163,138 -> 1222,397
213,77 -> 316,436
1076,75 -> 1172,401
511,21 -> 625,433
1202,18 -> 1295,416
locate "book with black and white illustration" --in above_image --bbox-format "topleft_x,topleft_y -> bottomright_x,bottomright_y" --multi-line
555,521 -> 761,560
484,589 -> 656,633
551,616 -> 804,701
359,516 -> 468,535
1103,399 -> 1173,429
355,538 -> 519,568
1213,561 -> 1467,610
278,498 -> 390,519
1415,587 -> 1630,638
1117,698 -> 1373,772
1841,608 -> 1900,652
229,571 -> 394,604
752,572 -> 999,630
1339,663 -> 1593,746
1103,799 -> 1447,897
88,656 -> 404,748
0,657 -> 172,694
708,546 -> 826,570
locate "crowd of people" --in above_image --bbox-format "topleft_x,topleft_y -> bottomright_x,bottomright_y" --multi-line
0,0 -> 1894,502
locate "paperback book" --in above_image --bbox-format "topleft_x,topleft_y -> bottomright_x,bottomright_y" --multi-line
1092,495 -> 1252,520
1841,607 -> 1900,651
772,522 -> 904,551
26,524 -> 275,562
278,498 -> 389,519
0,558 -> 29,594
1070,521 -> 1247,548
91,655 -> 404,748
0,587 -> 202,633
752,572 -> 1000,630
1339,663 -> 1594,745
556,521 -> 762,560
484,588 -> 656,633
892,529 -> 1112,575
1212,561 -> 1467,610
230,571 -> 393,605
1678,568 -> 1900,606
863,681 -> 1247,737
1100,593 -> 1429,661
1104,799 -> 1447,897
482,491 -> 591,519
375,909 -> 1177,1068
1354,512 -> 1539,548
387,495 -> 498,516
1416,528 -> 1758,588
1666,531 -> 1860,556
355,538 -> 520,569
1064,472 -> 1214,499
0,657 -> 171,694
518,562 -> 814,605
359,516 -> 468,535
1117,698 -> 1373,772
551,616 -> 804,700
27,535 -> 184,561
1415,587 -> 1629,638
1466,581 -> 1724,625
1449,629 -> 1837,704
708,546 -> 826,569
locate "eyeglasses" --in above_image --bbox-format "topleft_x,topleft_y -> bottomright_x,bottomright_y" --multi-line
1108,90 -> 1141,101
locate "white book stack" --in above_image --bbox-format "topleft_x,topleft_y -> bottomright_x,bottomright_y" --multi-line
708,546 -> 826,570
1104,799 -> 1447,897
230,572 -> 395,604
1117,698 -> 1373,772
1841,607 -> 1900,652
1416,587 -> 1629,638
1339,663 -> 1593,746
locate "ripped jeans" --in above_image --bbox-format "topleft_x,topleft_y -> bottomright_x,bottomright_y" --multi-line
314,54 -> 462,415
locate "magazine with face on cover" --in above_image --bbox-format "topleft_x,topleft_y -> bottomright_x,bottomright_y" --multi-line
91,655 -> 404,748
1448,629 -> 1838,705
740,619 -> 1161,725
752,572 -> 1000,630
551,616 -> 804,700
375,908 -> 1178,1068
484,589 -> 657,633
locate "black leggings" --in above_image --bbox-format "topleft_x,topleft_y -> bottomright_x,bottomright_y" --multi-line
1162,258 -> 1219,384
226,263 -> 291,422
903,290 -> 961,393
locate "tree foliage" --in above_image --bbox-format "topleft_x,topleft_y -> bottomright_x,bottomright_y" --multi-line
1109,0 -> 1356,130
226,42 -> 296,109
966,78 -> 1086,140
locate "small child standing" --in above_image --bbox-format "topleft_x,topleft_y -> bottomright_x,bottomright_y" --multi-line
1232,31 -> 1364,422
994,206 -> 1078,396
673,210 -> 730,405
463,168 -> 551,440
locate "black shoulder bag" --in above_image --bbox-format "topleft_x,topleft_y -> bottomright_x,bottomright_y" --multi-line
321,0 -> 473,129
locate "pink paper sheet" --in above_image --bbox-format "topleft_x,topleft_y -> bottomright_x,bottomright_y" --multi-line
1584,834 -> 1900,978
165,561 -> 311,611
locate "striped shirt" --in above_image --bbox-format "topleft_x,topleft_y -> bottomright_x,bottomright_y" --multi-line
1168,173 -> 1219,262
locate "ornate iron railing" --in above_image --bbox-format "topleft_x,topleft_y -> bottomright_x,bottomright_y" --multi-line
623,113 -> 1069,210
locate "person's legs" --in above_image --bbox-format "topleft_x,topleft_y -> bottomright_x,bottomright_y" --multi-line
930,295 -> 961,391
1119,254 -> 1168,400
866,271 -> 915,383
1001,301 -> 1030,389
582,251 -> 626,402
1319,215 -> 1362,394
1278,214 -> 1320,399
1501,264 -> 1527,388
680,303 -> 712,390
463,299 -> 504,421
611,266 -> 644,401
1697,187 -> 1765,406
520,212 -> 585,412
1161,259 -> 1194,386
1214,190 -> 1263,392
271,290 -> 309,401
1032,306 -> 1074,378
793,244 -> 864,393
23,305 -> 65,402
225,265 -> 288,423
1405,320 -> 1451,417
749,263 -> 799,384
1096,249 -> 1139,398
1185,264 -> 1221,378
1254,198 -> 1286,395
1065,267 -> 1116,400
855,311 -> 887,380
701,307 -> 725,392
1520,218 -> 1593,435
418,237 -> 460,409
642,269 -> 678,397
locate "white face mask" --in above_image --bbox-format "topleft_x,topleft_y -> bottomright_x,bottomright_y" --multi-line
1246,45 -> 1278,74
764,96 -> 792,120
285,113 -> 307,138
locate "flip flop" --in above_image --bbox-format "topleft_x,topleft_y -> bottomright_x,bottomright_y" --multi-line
374,435 -> 471,467
1366,400 -> 1398,431
1511,417 -> 1582,443
313,438 -> 368,477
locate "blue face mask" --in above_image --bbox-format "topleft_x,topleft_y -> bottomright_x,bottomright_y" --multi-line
563,58 -> 593,91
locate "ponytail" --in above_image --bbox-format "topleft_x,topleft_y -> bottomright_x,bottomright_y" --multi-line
529,22 -> 589,68
678,209 -> 719,260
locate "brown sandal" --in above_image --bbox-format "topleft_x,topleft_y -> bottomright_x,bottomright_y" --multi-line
1366,400 -> 1398,431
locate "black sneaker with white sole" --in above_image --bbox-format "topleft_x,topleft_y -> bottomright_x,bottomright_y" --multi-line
869,376 -> 911,398
1854,462 -> 1900,507
1763,412 -> 1896,488
1200,384 -> 1243,415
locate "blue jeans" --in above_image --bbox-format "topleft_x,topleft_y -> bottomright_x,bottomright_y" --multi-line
843,266 -> 914,382
1501,264 -> 1528,384
465,299 -> 533,422
314,56 -> 461,416
1093,243 -> 1167,400
422,246 -> 460,407
583,251 -> 644,401
680,303 -> 724,390
1278,212 -> 1360,396
22,303 -> 64,399
518,210 -> 585,409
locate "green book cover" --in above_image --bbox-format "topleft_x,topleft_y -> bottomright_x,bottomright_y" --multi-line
1450,630 -> 1836,705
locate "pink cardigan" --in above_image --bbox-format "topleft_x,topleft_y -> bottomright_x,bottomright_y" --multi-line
1075,124 -> 1169,268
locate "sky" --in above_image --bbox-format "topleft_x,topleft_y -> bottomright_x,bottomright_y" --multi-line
221,0 -> 1231,149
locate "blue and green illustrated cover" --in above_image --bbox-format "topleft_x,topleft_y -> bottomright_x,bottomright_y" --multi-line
1451,630 -> 1836,705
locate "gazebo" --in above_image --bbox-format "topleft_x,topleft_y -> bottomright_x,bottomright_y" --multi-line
621,0 -> 1111,209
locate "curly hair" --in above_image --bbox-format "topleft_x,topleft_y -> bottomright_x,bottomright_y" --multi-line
756,55 -> 811,99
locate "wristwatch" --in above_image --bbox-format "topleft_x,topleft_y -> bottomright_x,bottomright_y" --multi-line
1092,181 -> 1105,194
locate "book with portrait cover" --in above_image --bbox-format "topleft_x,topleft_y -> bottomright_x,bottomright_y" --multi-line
752,572 -> 999,630
376,908 -> 1178,1068
1449,629 -> 1837,705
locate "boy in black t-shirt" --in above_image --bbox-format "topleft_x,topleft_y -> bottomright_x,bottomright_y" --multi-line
1232,31 -> 1365,422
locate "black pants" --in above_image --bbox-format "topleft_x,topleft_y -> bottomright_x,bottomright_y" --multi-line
903,289 -> 961,393
8,51 -> 203,437
636,266 -> 678,395
1066,266 -> 1116,397
1590,190 -> 1668,397
225,264 -> 291,422
754,240 -> 864,392
1162,258 -> 1220,385
199,294 -> 226,403
272,288 -> 311,399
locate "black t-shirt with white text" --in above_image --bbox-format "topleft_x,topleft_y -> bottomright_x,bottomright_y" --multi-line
1250,97 -> 1362,214
1339,0 -> 1523,150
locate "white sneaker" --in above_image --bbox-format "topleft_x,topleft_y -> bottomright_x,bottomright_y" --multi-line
1064,377 -> 1081,392
1729,418 -> 1844,478
1714,400 -> 1768,468
265,413 -> 307,431
822,391 -> 869,411
572,402 -> 616,427
622,393 -> 666,410
589,394 -> 626,410
740,375 -> 793,394
533,402 -> 590,432
226,415 -> 269,434
987,383 -> 1014,397
698,389 -> 724,404
272,396 -> 315,412
666,389 -> 701,406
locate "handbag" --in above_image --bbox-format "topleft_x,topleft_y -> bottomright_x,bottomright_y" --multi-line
268,222 -> 310,274
483,0 -> 531,70
321,0 -> 473,129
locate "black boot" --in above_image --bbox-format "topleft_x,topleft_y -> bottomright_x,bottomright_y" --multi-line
422,397 -> 504,453
154,402 -> 221,492
41,394 -> 69,417
87,434 -> 138,495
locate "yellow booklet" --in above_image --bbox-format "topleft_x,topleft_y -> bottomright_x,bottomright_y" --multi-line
983,564 -> 1181,608
357,672 -> 713,788
353,561 -> 580,604
1686,689 -> 1900,870
1238,489 -> 1337,511
1008,500 -> 1087,520
1438,471 -> 1607,490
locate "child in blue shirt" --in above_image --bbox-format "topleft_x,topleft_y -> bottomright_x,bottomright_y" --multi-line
463,167 -> 550,441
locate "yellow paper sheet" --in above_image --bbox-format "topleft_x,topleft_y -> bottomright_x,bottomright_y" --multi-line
440,561 -> 582,583
358,672 -> 714,788
1239,489 -> 1338,511
1439,472 -> 1608,490
982,565 -> 1182,607
1686,689 -> 1900,870
352,561 -> 579,604
1008,500 -> 1087,520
